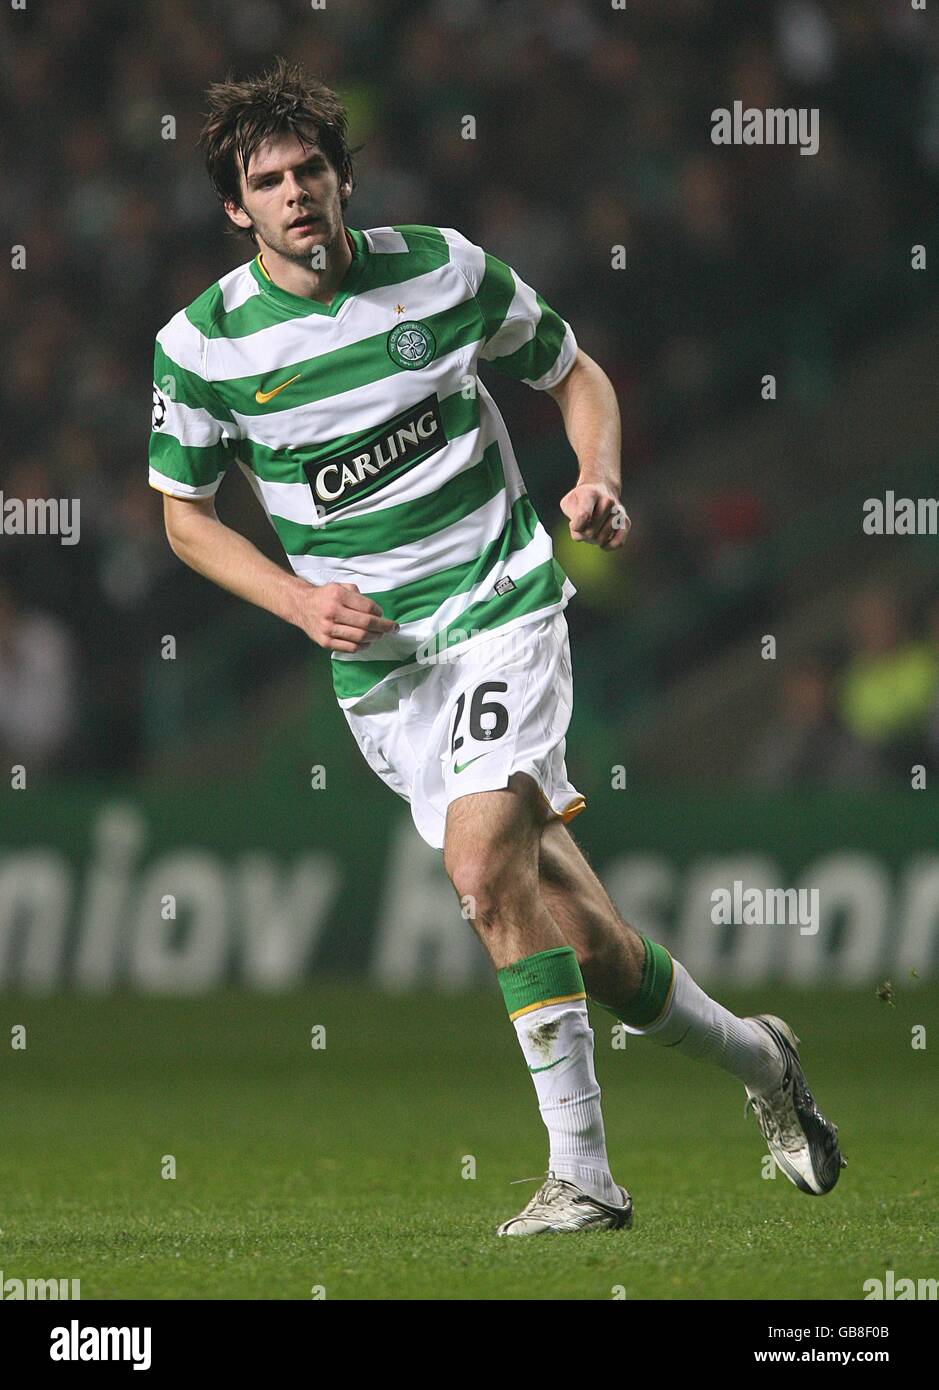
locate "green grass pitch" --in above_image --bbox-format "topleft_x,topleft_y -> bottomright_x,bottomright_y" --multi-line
1,984 -> 936,1300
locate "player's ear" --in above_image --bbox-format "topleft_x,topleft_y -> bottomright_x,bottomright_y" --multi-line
223,199 -> 253,231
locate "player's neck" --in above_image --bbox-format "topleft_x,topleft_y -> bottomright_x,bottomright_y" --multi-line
257,227 -> 354,305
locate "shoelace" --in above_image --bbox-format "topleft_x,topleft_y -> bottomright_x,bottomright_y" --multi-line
745,1086 -> 805,1152
511,1176 -> 576,1218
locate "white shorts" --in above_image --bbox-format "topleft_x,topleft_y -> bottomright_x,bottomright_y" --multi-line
342,613 -> 586,849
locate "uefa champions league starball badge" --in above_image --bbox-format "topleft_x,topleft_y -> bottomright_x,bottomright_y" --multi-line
387,320 -> 437,369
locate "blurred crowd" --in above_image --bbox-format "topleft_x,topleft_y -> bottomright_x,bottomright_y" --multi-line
1,0 -> 937,775
748,587 -> 939,788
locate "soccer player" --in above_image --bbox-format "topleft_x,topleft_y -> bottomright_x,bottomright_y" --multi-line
150,60 -> 844,1235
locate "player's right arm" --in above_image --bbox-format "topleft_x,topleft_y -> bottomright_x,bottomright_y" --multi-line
150,315 -> 395,654
161,496 -> 395,654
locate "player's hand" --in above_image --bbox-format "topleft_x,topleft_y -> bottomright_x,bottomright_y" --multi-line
294,582 -> 399,653
560,483 -> 630,551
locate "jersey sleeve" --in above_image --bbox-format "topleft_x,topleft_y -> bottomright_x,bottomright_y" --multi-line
148,310 -> 239,498
440,228 -> 578,391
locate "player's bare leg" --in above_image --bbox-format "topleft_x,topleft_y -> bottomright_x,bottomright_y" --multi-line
443,774 -> 632,1234
537,819 -> 845,1194
537,818 -> 646,1013
444,772 -> 567,968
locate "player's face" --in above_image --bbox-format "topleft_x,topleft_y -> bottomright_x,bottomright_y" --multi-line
235,132 -> 347,262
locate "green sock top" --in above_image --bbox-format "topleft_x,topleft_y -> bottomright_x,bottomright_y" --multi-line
497,946 -> 586,1021
617,935 -> 674,1028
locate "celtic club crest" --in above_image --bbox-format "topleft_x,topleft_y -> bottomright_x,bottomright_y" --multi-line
387,320 -> 437,370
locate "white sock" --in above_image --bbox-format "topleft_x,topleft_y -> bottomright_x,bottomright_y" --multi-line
513,1000 -> 623,1205
624,959 -> 785,1094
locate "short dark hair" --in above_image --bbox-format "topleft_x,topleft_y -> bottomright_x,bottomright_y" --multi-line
200,57 -> 355,242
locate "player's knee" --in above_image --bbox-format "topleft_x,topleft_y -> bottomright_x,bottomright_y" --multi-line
444,852 -> 522,925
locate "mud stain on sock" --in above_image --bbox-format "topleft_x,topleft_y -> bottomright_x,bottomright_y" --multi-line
527,1016 -> 564,1057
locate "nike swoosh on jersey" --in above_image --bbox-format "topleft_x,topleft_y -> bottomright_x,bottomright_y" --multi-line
255,373 -> 301,404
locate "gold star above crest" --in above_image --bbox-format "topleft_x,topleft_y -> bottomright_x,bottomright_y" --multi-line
394,304 -> 406,316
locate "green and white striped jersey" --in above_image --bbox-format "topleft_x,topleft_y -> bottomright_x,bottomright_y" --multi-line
149,224 -> 577,707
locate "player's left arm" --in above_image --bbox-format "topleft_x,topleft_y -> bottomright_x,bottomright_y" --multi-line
547,348 -> 630,552
443,229 -> 630,550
